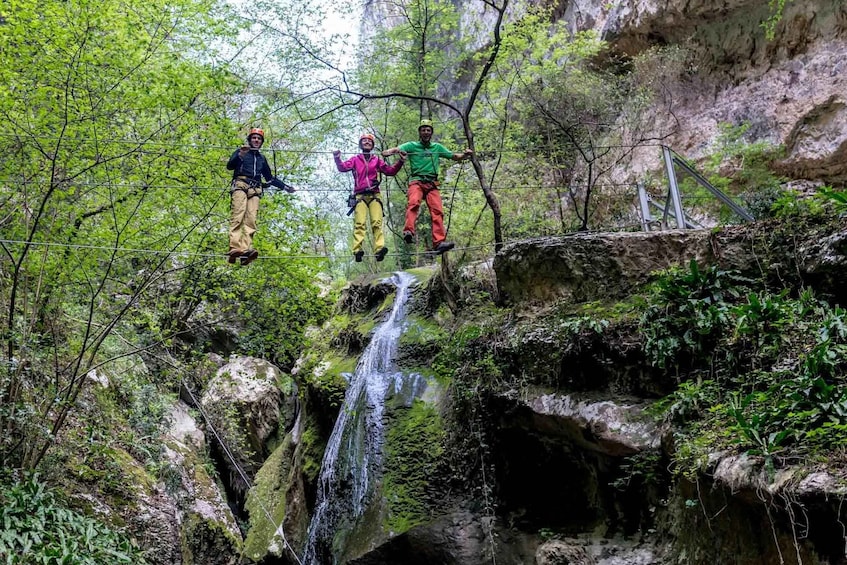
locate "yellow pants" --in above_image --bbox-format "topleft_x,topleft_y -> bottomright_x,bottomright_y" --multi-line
352,194 -> 384,254
229,180 -> 262,253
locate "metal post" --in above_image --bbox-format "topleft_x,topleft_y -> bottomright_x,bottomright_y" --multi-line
662,145 -> 687,229
637,182 -> 653,232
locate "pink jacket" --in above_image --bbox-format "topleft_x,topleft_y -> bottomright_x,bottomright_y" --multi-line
334,153 -> 404,194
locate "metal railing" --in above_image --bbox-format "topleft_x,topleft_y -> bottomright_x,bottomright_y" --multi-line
638,146 -> 754,231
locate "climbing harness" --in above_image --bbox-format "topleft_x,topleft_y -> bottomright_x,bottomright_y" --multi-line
347,187 -> 382,216
231,176 -> 263,199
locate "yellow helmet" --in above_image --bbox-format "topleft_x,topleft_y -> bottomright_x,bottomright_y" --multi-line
418,119 -> 433,130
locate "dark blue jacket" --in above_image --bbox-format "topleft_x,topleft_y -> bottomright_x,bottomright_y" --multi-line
227,149 -> 274,182
227,149 -> 290,191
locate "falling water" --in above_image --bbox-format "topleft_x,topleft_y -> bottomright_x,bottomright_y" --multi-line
303,272 -> 426,564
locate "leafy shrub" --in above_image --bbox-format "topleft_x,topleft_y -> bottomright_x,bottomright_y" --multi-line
769,189 -> 825,218
0,475 -> 147,564
817,186 -> 847,212
640,260 -> 750,370
649,379 -> 720,425
669,301 -> 847,474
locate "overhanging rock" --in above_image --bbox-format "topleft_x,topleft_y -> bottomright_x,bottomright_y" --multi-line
494,220 -> 847,306
494,231 -> 712,305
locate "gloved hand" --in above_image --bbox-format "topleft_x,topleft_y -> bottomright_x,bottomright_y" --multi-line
267,178 -> 297,193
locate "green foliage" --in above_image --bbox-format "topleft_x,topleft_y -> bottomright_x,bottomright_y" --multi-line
648,380 -> 720,425
383,401 -> 444,533
678,122 -> 787,221
0,0 -> 250,470
559,315 -> 610,336
817,186 -> 847,212
510,20 -> 637,232
432,323 -> 502,387
0,0 -> 331,470
0,474 -> 147,564
761,0 -> 793,40
640,260 -> 750,369
768,189 -> 826,219
651,282 -> 847,476
611,450 -> 662,492
731,289 -> 798,354
232,262 -> 334,369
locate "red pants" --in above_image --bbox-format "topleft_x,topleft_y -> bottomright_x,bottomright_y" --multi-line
404,181 -> 446,246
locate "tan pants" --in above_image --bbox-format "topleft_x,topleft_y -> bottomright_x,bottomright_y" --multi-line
229,180 -> 262,253
352,194 -> 384,254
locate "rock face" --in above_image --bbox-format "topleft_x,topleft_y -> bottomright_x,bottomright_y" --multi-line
201,356 -> 294,497
131,401 -> 242,565
536,540 -> 597,565
556,0 -> 847,183
495,220 -> 847,305
494,231 -> 712,304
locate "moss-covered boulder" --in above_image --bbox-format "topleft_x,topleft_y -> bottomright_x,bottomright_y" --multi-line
201,356 -> 295,497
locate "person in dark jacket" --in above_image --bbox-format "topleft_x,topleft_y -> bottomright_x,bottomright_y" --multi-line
226,128 -> 295,265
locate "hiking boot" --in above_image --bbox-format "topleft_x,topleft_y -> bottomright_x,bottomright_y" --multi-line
375,247 -> 388,262
354,250 -> 364,262
240,249 -> 259,265
403,231 -> 414,244
227,250 -> 241,264
434,241 -> 455,255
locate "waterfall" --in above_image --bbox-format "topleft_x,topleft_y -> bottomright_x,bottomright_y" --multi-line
303,272 -> 426,564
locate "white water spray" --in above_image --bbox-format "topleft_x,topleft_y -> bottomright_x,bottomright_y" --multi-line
303,272 -> 425,564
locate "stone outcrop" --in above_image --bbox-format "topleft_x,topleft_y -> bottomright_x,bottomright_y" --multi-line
128,401 -> 242,565
201,356 -> 296,497
495,219 -> 847,305
536,540 -> 597,565
579,0 -> 847,183
517,391 -> 660,456
494,231 -> 713,304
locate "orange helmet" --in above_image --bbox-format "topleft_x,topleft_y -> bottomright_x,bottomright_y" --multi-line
247,128 -> 264,143
358,133 -> 376,149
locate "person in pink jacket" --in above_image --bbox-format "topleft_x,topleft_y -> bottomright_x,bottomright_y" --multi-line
334,133 -> 406,262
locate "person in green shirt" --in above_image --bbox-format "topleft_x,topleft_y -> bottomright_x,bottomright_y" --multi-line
382,119 -> 473,254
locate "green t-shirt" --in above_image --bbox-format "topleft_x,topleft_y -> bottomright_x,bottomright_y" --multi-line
398,141 -> 454,181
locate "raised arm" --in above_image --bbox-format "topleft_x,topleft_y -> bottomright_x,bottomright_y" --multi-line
380,153 -> 406,176
451,148 -> 473,162
333,150 -> 354,172
226,146 -> 249,170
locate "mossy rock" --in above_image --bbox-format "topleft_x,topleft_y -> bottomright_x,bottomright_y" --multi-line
396,315 -> 448,375
382,400 -> 445,535
180,511 -> 241,565
243,436 -> 293,562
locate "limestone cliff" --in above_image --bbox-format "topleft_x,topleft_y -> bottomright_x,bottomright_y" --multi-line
363,0 -> 847,185
581,0 -> 847,183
